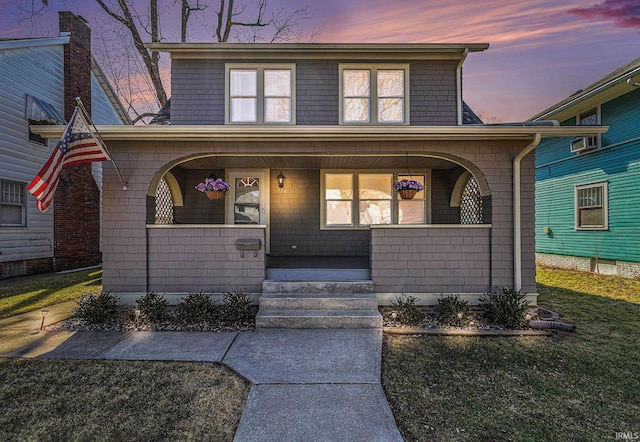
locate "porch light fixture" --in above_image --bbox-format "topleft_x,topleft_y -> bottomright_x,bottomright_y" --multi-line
277,172 -> 285,188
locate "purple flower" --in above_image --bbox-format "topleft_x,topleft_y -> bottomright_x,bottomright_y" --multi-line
195,177 -> 230,193
393,179 -> 424,192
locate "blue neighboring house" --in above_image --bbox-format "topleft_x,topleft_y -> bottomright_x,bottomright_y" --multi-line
531,57 -> 640,277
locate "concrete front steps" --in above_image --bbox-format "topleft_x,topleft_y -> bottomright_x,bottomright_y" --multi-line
256,281 -> 382,329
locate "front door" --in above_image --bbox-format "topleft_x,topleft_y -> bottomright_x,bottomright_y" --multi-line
226,170 -> 270,252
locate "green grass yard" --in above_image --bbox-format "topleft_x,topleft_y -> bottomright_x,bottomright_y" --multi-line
382,267 -> 640,441
0,269 -> 102,319
0,359 -> 249,441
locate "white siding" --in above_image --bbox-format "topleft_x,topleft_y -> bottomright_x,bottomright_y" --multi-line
0,44 -> 64,263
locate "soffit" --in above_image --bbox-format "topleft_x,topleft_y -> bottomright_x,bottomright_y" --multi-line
175,155 -> 458,171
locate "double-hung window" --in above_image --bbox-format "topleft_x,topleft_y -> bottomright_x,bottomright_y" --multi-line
226,64 -> 295,124
577,107 -> 600,149
322,172 -> 426,228
575,182 -> 608,230
0,180 -> 26,227
340,64 -> 409,125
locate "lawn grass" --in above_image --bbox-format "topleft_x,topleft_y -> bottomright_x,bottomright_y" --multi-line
0,269 -> 102,319
0,358 -> 249,441
382,267 -> 640,441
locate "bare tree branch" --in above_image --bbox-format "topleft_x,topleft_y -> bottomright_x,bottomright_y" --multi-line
94,0 -> 167,106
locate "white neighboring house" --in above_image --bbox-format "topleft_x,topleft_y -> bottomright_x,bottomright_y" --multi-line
0,29 -> 130,279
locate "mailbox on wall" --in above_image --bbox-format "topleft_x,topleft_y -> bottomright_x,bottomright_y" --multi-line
236,238 -> 261,251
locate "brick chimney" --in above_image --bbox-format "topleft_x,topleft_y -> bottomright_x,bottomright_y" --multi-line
53,12 -> 101,271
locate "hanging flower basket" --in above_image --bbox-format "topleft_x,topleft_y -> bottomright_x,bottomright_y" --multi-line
205,190 -> 227,200
196,177 -> 230,200
393,179 -> 424,200
398,189 -> 418,200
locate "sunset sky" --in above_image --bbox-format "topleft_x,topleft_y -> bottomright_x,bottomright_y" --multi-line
1,0 -> 638,122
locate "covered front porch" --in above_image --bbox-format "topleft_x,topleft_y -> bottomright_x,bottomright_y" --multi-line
142,151 -> 502,304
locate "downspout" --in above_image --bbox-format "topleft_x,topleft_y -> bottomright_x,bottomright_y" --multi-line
513,133 -> 541,292
456,49 -> 469,125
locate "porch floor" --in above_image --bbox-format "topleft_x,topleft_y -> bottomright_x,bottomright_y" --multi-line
266,256 -> 369,269
265,256 -> 371,282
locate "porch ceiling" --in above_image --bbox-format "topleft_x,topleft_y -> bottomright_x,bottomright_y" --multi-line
175,155 -> 459,170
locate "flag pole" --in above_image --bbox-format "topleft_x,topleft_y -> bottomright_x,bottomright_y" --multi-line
74,97 -> 128,190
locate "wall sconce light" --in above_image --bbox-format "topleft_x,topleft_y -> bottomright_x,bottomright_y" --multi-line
277,172 -> 285,188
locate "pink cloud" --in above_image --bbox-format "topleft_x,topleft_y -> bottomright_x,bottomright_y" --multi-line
570,0 -> 640,30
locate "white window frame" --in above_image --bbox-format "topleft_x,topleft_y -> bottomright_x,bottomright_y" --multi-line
0,179 -> 27,227
321,170 -> 428,229
225,64 -> 296,125
576,106 -> 601,150
339,64 -> 410,125
575,181 -> 608,230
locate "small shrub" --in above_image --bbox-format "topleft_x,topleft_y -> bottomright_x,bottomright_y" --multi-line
479,287 -> 529,328
220,292 -> 255,325
74,292 -> 120,324
438,295 -> 471,326
392,295 -> 425,326
176,292 -> 217,324
136,292 -> 169,322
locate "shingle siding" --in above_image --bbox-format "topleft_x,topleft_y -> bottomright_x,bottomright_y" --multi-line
296,61 -> 339,125
172,59 -> 225,124
169,58 -> 459,126
410,60 -> 459,125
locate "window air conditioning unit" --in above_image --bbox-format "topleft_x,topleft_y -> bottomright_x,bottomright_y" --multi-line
570,136 -> 597,153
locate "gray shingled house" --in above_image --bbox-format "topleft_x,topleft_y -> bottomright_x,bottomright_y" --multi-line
33,43 -> 606,328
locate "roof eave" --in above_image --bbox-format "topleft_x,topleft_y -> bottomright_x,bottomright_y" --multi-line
145,42 -> 490,61
30,124 -> 608,142
531,62 -> 640,122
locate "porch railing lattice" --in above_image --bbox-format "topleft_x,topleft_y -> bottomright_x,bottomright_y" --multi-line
155,178 -> 174,224
460,176 -> 482,224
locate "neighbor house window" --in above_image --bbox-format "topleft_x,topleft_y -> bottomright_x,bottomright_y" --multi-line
340,65 -> 409,125
0,180 -> 26,227
226,64 -> 295,124
576,107 -> 600,149
322,172 -> 425,228
575,182 -> 607,230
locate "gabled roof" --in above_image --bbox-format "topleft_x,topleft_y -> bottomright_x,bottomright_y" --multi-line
531,57 -> 640,122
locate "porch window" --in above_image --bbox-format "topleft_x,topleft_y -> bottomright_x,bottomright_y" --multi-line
340,64 -> 409,125
322,171 -> 425,228
0,180 -> 26,227
575,182 -> 607,229
226,64 -> 295,124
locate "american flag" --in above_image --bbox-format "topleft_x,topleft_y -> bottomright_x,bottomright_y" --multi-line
27,107 -> 109,212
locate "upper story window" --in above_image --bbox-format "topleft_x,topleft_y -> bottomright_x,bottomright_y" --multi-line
1,180 -> 26,227
339,64 -> 409,125
226,64 -> 295,124
573,107 -> 601,151
575,182 -> 608,230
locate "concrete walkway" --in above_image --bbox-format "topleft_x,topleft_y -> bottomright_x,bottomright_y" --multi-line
0,303 -> 403,442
